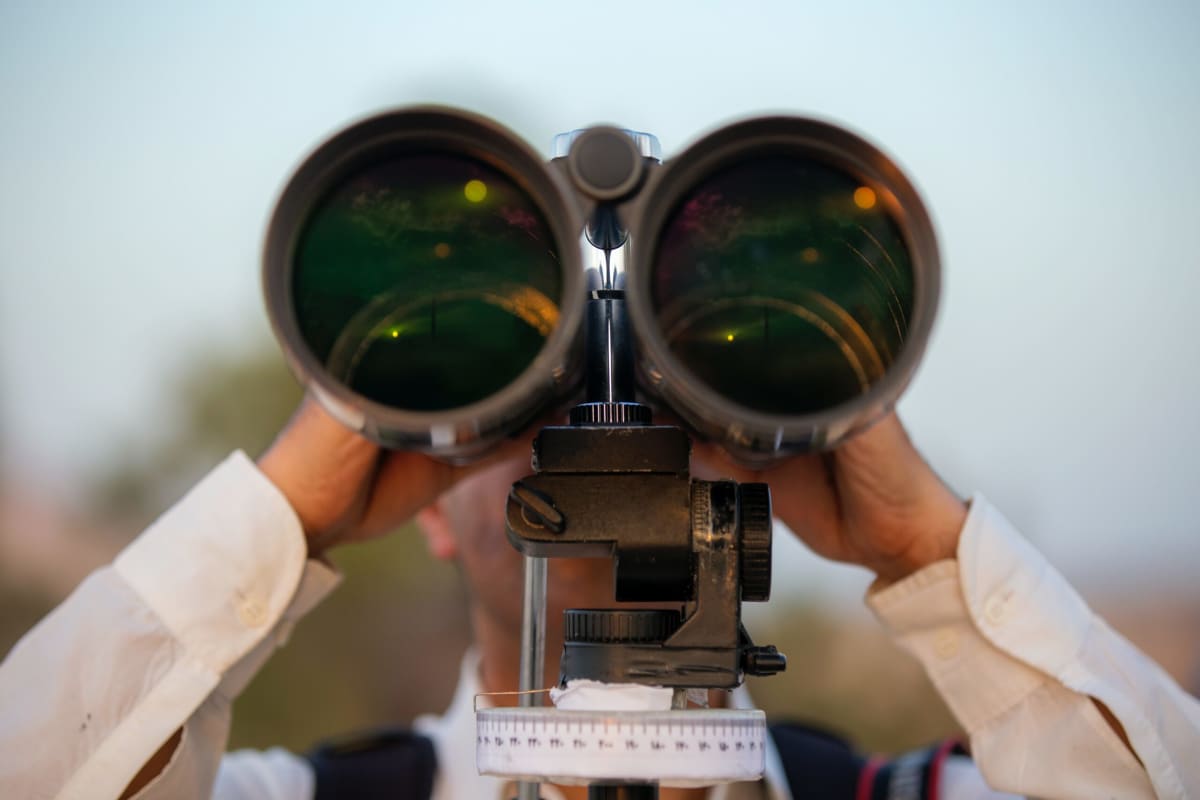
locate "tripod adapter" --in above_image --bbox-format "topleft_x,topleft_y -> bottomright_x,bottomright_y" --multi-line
506,421 -> 786,689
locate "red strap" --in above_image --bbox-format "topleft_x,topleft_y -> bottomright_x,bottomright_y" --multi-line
856,756 -> 885,800
925,739 -> 960,800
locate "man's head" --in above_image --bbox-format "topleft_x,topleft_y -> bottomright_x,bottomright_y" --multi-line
415,454 -> 616,682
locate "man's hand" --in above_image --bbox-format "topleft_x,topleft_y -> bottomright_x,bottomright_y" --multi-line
696,412 -> 966,584
257,395 -> 531,555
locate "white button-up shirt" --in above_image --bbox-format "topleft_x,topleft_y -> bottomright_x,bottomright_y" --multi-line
1,452 -> 1196,798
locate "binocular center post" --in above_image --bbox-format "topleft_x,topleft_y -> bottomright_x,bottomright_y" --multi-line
516,196 -> 659,799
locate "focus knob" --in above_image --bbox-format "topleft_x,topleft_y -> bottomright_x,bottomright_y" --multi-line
569,402 -> 652,426
739,483 -> 772,602
564,609 -> 681,644
565,126 -> 645,201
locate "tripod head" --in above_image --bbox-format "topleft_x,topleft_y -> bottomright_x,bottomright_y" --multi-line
509,422 -> 784,688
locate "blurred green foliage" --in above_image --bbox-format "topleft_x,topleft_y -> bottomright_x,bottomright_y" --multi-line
92,347 -> 304,528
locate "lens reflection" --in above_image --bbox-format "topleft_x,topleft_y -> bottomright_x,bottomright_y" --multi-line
293,153 -> 562,411
652,156 -> 914,415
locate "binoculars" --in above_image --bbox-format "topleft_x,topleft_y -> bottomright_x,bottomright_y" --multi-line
263,107 -> 940,461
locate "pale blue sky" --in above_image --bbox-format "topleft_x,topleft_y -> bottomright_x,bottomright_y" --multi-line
1,1 -> 1198,589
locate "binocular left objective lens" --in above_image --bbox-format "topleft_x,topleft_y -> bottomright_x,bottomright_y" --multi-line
264,110 -> 585,456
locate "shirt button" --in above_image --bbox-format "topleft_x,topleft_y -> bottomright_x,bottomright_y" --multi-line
934,628 -> 959,660
984,591 -> 1011,626
238,598 -> 268,628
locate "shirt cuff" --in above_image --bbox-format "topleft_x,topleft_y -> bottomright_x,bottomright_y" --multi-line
866,556 -> 1049,732
866,493 -> 1102,731
113,451 -> 341,680
867,493 -> 1082,729
870,492 -> 1095,670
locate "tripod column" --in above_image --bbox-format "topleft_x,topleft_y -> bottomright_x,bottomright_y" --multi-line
516,555 -> 548,800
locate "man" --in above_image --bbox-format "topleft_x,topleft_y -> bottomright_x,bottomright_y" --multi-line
0,398 -> 1197,798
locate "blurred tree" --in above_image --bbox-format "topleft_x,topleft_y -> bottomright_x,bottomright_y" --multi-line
92,346 -> 304,529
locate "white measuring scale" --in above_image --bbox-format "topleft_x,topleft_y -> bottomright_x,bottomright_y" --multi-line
476,680 -> 767,788
477,708 -> 766,787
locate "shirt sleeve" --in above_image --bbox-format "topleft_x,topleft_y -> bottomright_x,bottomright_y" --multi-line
0,451 -> 340,800
867,493 -> 1200,799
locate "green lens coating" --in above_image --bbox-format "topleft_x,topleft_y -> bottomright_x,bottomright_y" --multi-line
292,153 -> 562,412
652,156 -> 915,416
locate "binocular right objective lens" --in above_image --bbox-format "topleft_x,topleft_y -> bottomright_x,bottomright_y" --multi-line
651,155 -> 914,415
627,116 -> 940,455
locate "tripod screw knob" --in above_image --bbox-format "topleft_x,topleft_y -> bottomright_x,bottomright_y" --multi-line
743,645 -> 787,676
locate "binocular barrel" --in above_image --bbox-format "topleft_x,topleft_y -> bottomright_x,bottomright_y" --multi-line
263,107 -> 940,460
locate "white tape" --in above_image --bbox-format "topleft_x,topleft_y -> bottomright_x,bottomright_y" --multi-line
549,679 -> 674,711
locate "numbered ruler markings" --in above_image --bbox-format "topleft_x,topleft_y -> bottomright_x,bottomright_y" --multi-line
476,709 -> 766,783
